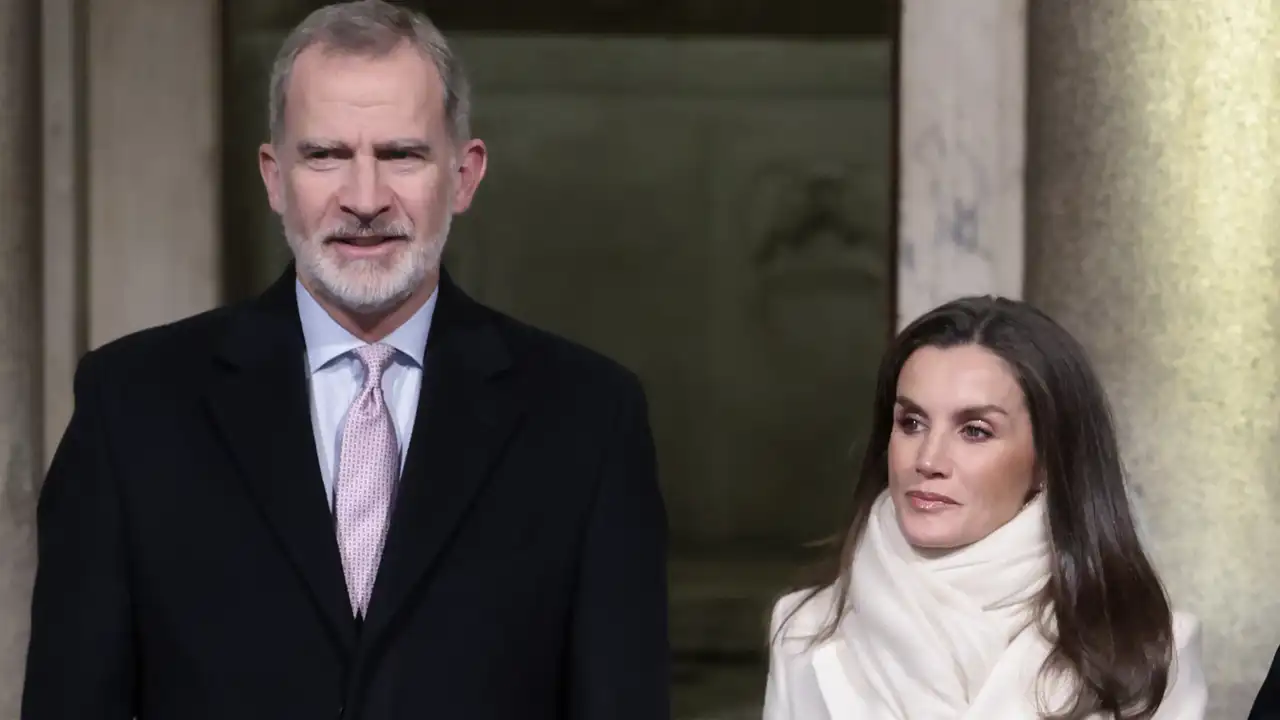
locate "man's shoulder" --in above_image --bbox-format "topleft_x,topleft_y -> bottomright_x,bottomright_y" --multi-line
482,304 -> 645,399
76,302 -> 243,385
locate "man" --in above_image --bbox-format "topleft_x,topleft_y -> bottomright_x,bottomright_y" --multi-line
21,2 -> 669,718
1251,646 -> 1280,719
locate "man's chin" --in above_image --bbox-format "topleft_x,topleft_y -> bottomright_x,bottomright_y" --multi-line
321,284 -> 412,316
309,266 -> 421,315
293,240 -> 440,313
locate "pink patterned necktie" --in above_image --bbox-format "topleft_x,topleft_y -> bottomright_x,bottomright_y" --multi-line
335,343 -> 400,617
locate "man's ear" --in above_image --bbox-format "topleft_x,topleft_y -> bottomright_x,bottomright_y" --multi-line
450,138 -> 488,214
259,142 -> 286,214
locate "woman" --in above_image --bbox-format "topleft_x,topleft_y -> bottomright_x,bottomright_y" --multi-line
763,296 -> 1208,719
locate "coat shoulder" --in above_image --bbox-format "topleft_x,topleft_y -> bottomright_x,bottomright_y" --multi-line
74,304 -> 240,388
770,586 -> 839,651
486,307 -> 642,391
1168,610 -> 1208,703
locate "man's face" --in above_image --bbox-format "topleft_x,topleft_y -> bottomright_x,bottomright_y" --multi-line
259,42 -> 485,315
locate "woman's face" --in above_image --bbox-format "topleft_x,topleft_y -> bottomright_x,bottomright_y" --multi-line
887,344 -> 1038,549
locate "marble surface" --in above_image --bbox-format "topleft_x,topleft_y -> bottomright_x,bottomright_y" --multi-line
896,0 -> 1027,329
1027,4 -> 1280,716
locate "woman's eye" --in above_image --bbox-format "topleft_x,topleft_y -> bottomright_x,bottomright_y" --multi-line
896,416 -> 923,433
961,424 -> 992,440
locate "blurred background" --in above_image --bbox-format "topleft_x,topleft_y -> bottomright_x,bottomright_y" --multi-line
5,1 -> 1280,718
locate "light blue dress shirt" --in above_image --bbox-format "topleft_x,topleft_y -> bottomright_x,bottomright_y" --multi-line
295,279 -> 438,508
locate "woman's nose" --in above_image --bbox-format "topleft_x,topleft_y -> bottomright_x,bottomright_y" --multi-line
915,437 -> 952,477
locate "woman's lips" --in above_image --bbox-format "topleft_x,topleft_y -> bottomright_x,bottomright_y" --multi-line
905,490 -> 959,511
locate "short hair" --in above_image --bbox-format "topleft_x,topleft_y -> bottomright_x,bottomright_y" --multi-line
268,0 -> 471,145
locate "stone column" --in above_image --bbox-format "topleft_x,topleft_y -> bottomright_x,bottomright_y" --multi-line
0,0 -> 41,713
1027,3 -> 1280,716
39,0 -> 222,462
85,0 -> 220,349
896,0 -> 1026,329
42,0 -> 86,470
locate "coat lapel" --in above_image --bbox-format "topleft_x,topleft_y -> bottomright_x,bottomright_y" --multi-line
360,272 -> 526,647
205,270 -> 357,652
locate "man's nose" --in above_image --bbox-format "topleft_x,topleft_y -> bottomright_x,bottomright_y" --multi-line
339,157 -> 392,224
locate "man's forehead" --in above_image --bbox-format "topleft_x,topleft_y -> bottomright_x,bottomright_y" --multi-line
284,48 -> 445,139
289,44 -> 443,104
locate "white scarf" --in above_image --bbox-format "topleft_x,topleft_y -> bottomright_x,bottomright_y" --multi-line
826,490 -> 1054,719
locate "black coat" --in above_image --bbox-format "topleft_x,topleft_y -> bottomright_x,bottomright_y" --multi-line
1251,645 -> 1280,719
22,267 -> 669,720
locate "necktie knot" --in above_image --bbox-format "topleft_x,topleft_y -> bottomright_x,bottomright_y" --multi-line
354,343 -> 397,387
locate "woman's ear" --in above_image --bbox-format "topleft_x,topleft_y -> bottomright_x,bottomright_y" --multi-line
1025,468 -> 1047,503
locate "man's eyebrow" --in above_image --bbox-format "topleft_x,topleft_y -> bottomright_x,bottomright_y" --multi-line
296,139 -> 348,155
293,139 -> 435,158
374,139 -> 433,154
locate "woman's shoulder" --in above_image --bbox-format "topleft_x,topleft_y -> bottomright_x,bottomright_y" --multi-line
769,586 -> 840,649
1160,610 -> 1209,716
1169,610 -> 1205,666
1170,610 -> 1201,649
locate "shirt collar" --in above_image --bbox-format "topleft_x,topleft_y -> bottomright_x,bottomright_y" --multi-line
295,278 -> 436,372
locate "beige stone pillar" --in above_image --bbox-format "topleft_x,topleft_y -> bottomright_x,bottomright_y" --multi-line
42,0 -> 85,471
39,0 -> 222,467
1026,3 -> 1280,716
85,0 -> 221,349
896,0 -> 1026,329
0,0 -> 41,713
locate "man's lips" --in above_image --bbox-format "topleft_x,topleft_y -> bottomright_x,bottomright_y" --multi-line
328,234 -> 407,248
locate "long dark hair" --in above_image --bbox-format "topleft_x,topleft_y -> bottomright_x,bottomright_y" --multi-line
783,296 -> 1173,719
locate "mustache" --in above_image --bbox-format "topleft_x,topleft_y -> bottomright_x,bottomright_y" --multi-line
321,219 -> 414,240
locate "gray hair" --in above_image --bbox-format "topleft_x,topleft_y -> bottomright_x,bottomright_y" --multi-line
268,0 -> 470,145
